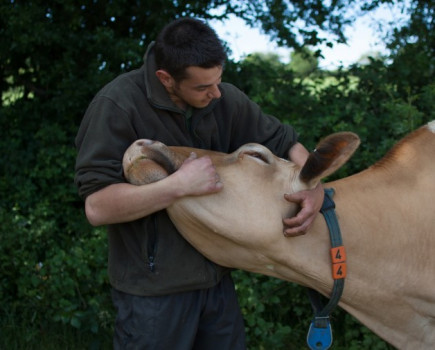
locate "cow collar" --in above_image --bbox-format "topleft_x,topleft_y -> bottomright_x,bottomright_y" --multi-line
306,188 -> 346,350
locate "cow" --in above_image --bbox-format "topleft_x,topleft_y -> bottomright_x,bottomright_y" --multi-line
122,121 -> 435,350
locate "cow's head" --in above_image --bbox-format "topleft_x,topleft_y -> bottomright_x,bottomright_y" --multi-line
123,132 -> 360,193
122,132 -> 359,267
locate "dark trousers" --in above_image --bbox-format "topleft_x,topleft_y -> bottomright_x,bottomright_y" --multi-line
112,274 -> 246,350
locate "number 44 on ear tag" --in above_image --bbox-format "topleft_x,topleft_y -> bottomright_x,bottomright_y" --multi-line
307,317 -> 333,350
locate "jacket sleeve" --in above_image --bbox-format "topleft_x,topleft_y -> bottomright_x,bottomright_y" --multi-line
74,96 -> 137,200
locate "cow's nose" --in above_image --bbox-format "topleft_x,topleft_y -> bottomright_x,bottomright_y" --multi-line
136,139 -> 154,147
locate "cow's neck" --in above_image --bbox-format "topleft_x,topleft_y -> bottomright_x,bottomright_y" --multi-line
309,168 -> 435,349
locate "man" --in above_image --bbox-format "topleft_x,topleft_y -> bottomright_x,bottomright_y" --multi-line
75,18 -> 323,349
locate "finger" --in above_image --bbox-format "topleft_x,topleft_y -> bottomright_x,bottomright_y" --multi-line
285,218 -> 315,235
283,215 -> 303,228
213,180 -> 223,191
287,205 -> 316,226
283,219 -> 310,236
284,191 -> 305,204
211,172 -> 223,190
182,152 -> 197,166
282,209 -> 314,237
283,226 -> 308,237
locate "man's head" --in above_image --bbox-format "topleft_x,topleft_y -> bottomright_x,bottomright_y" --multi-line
154,18 -> 227,109
155,18 -> 227,81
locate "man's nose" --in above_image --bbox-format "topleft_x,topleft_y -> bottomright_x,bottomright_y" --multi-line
208,85 -> 221,99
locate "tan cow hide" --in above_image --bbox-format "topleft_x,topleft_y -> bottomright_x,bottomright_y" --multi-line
123,123 -> 435,349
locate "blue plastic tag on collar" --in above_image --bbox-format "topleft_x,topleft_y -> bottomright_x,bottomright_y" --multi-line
307,317 -> 332,350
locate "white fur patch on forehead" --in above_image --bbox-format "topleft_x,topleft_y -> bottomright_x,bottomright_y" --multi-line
427,120 -> 435,133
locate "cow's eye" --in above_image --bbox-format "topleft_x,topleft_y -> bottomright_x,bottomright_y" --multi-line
245,151 -> 270,164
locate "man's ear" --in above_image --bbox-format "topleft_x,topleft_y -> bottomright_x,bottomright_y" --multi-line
155,70 -> 174,89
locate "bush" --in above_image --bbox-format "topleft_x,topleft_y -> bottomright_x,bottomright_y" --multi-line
0,103 -> 114,346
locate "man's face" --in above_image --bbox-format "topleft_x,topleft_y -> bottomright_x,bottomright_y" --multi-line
172,66 -> 223,109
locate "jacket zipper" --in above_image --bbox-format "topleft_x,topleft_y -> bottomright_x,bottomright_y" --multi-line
188,114 -> 204,148
147,214 -> 158,272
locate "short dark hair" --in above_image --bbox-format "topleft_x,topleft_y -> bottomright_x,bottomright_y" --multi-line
154,18 -> 227,81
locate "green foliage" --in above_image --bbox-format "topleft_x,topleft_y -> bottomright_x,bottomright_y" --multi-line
226,35 -> 434,178
230,0 -> 353,48
289,48 -> 319,78
233,271 -> 310,349
0,100 -> 113,345
1,0 -> 434,349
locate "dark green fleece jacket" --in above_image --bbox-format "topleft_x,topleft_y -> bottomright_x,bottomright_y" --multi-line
74,42 -> 298,296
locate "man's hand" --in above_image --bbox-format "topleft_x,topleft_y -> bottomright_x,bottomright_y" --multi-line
173,152 -> 223,196
282,183 -> 324,237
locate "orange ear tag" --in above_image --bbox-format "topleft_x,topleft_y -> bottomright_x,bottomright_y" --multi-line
330,246 -> 347,279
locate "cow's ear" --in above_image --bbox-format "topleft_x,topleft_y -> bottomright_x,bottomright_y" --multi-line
299,132 -> 360,187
